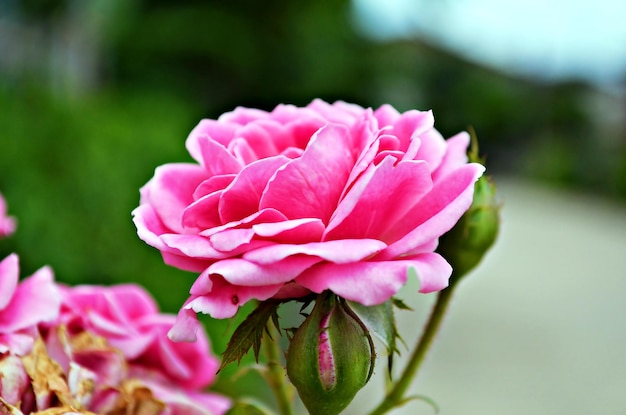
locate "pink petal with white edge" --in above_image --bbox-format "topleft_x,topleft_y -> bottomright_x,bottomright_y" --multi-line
0,254 -> 18,309
161,252 -> 211,273
432,132 -> 471,181
219,155 -> 290,223
285,115 -> 327,149
220,106 -> 268,124
252,218 -> 325,244
199,208 -> 288,237
192,175 -> 236,200
232,120 -> 282,159
295,261 -> 408,306
296,253 -> 452,305
168,308 -> 202,342
243,239 -> 387,265
161,234 -> 230,259
209,228 -> 255,251
0,266 -> 60,332
380,162 -> 485,259
0,332 -> 35,356
208,255 -> 322,286
373,104 -> 400,127
147,163 -> 209,233
184,275 -> 285,319
413,128 -> 447,171
182,191 -> 222,230
186,119 -> 238,162
194,137 -> 243,176
388,109 -> 435,152
131,204 -> 170,250
228,137 -> 259,166
260,125 -> 356,224
325,157 -> 433,242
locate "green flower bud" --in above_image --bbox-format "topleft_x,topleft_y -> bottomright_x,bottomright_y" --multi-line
438,173 -> 500,284
286,293 -> 374,415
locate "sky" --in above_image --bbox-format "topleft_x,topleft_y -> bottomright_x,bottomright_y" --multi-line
352,0 -> 626,90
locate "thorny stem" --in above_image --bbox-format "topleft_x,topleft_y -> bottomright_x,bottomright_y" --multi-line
263,320 -> 294,415
367,284 -> 458,415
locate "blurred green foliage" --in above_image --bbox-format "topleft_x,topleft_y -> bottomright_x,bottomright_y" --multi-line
1,0 -> 625,408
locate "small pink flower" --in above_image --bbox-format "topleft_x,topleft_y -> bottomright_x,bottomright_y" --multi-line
132,100 -> 484,340
0,192 -> 16,239
56,284 -> 218,390
0,254 -> 61,356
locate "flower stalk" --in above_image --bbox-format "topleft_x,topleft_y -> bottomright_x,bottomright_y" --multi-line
367,284 -> 457,415
263,320 -> 294,415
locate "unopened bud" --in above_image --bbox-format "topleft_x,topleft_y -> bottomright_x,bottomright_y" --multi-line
286,293 -> 374,415
438,173 -> 499,283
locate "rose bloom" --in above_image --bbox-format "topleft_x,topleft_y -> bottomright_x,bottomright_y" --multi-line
53,284 -> 218,391
0,192 -> 16,239
132,100 -> 484,340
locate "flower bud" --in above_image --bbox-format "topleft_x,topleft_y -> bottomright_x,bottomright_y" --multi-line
437,173 -> 500,284
286,293 -> 374,415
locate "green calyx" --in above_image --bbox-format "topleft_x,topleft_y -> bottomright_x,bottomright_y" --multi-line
286,293 -> 374,415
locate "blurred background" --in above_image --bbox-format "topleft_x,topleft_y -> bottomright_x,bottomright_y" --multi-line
0,0 -> 625,414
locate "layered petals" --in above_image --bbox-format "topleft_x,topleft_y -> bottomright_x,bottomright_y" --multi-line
57,284 -> 219,391
133,100 -> 484,323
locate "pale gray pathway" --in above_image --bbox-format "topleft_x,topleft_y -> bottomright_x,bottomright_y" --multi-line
347,176 -> 626,415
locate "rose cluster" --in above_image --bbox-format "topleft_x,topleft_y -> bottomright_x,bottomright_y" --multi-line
0,252 -> 229,415
132,100 -> 485,340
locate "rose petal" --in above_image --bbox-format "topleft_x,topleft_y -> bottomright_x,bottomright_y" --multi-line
186,119 -> 238,162
432,131 -> 471,181
296,253 -> 452,305
0,266 -> 60,332
325,157 -> 433,242
192,175 -> 236,200
184,275 -> 284,319
380,163 -> 485,259
146,163 -> 209,233
168,308 -> 201,343
243,239 -> 387,265
132,204 -> 170,250
219,155 -> 290,223
193,137 -> 244,176
388,109 -> 435,152
0,254 -> 18,310
252,218 -> 325,244
260,125 -> 356,224
207,256 -> 322,286
182,191 -> 222,230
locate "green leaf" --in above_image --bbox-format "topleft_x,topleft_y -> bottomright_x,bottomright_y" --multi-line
347,300 -> 398,375
219,301 -> 281,372
392,297 -> 413,311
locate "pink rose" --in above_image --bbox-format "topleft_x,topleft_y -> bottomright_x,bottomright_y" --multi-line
132,100 -> 484,339
0,192 -> 16,239
55,284 -> 218,390
0,254 -> 61,356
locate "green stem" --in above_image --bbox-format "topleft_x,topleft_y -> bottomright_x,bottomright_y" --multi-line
263,320 -> 294,415
367,284 -> 457,415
